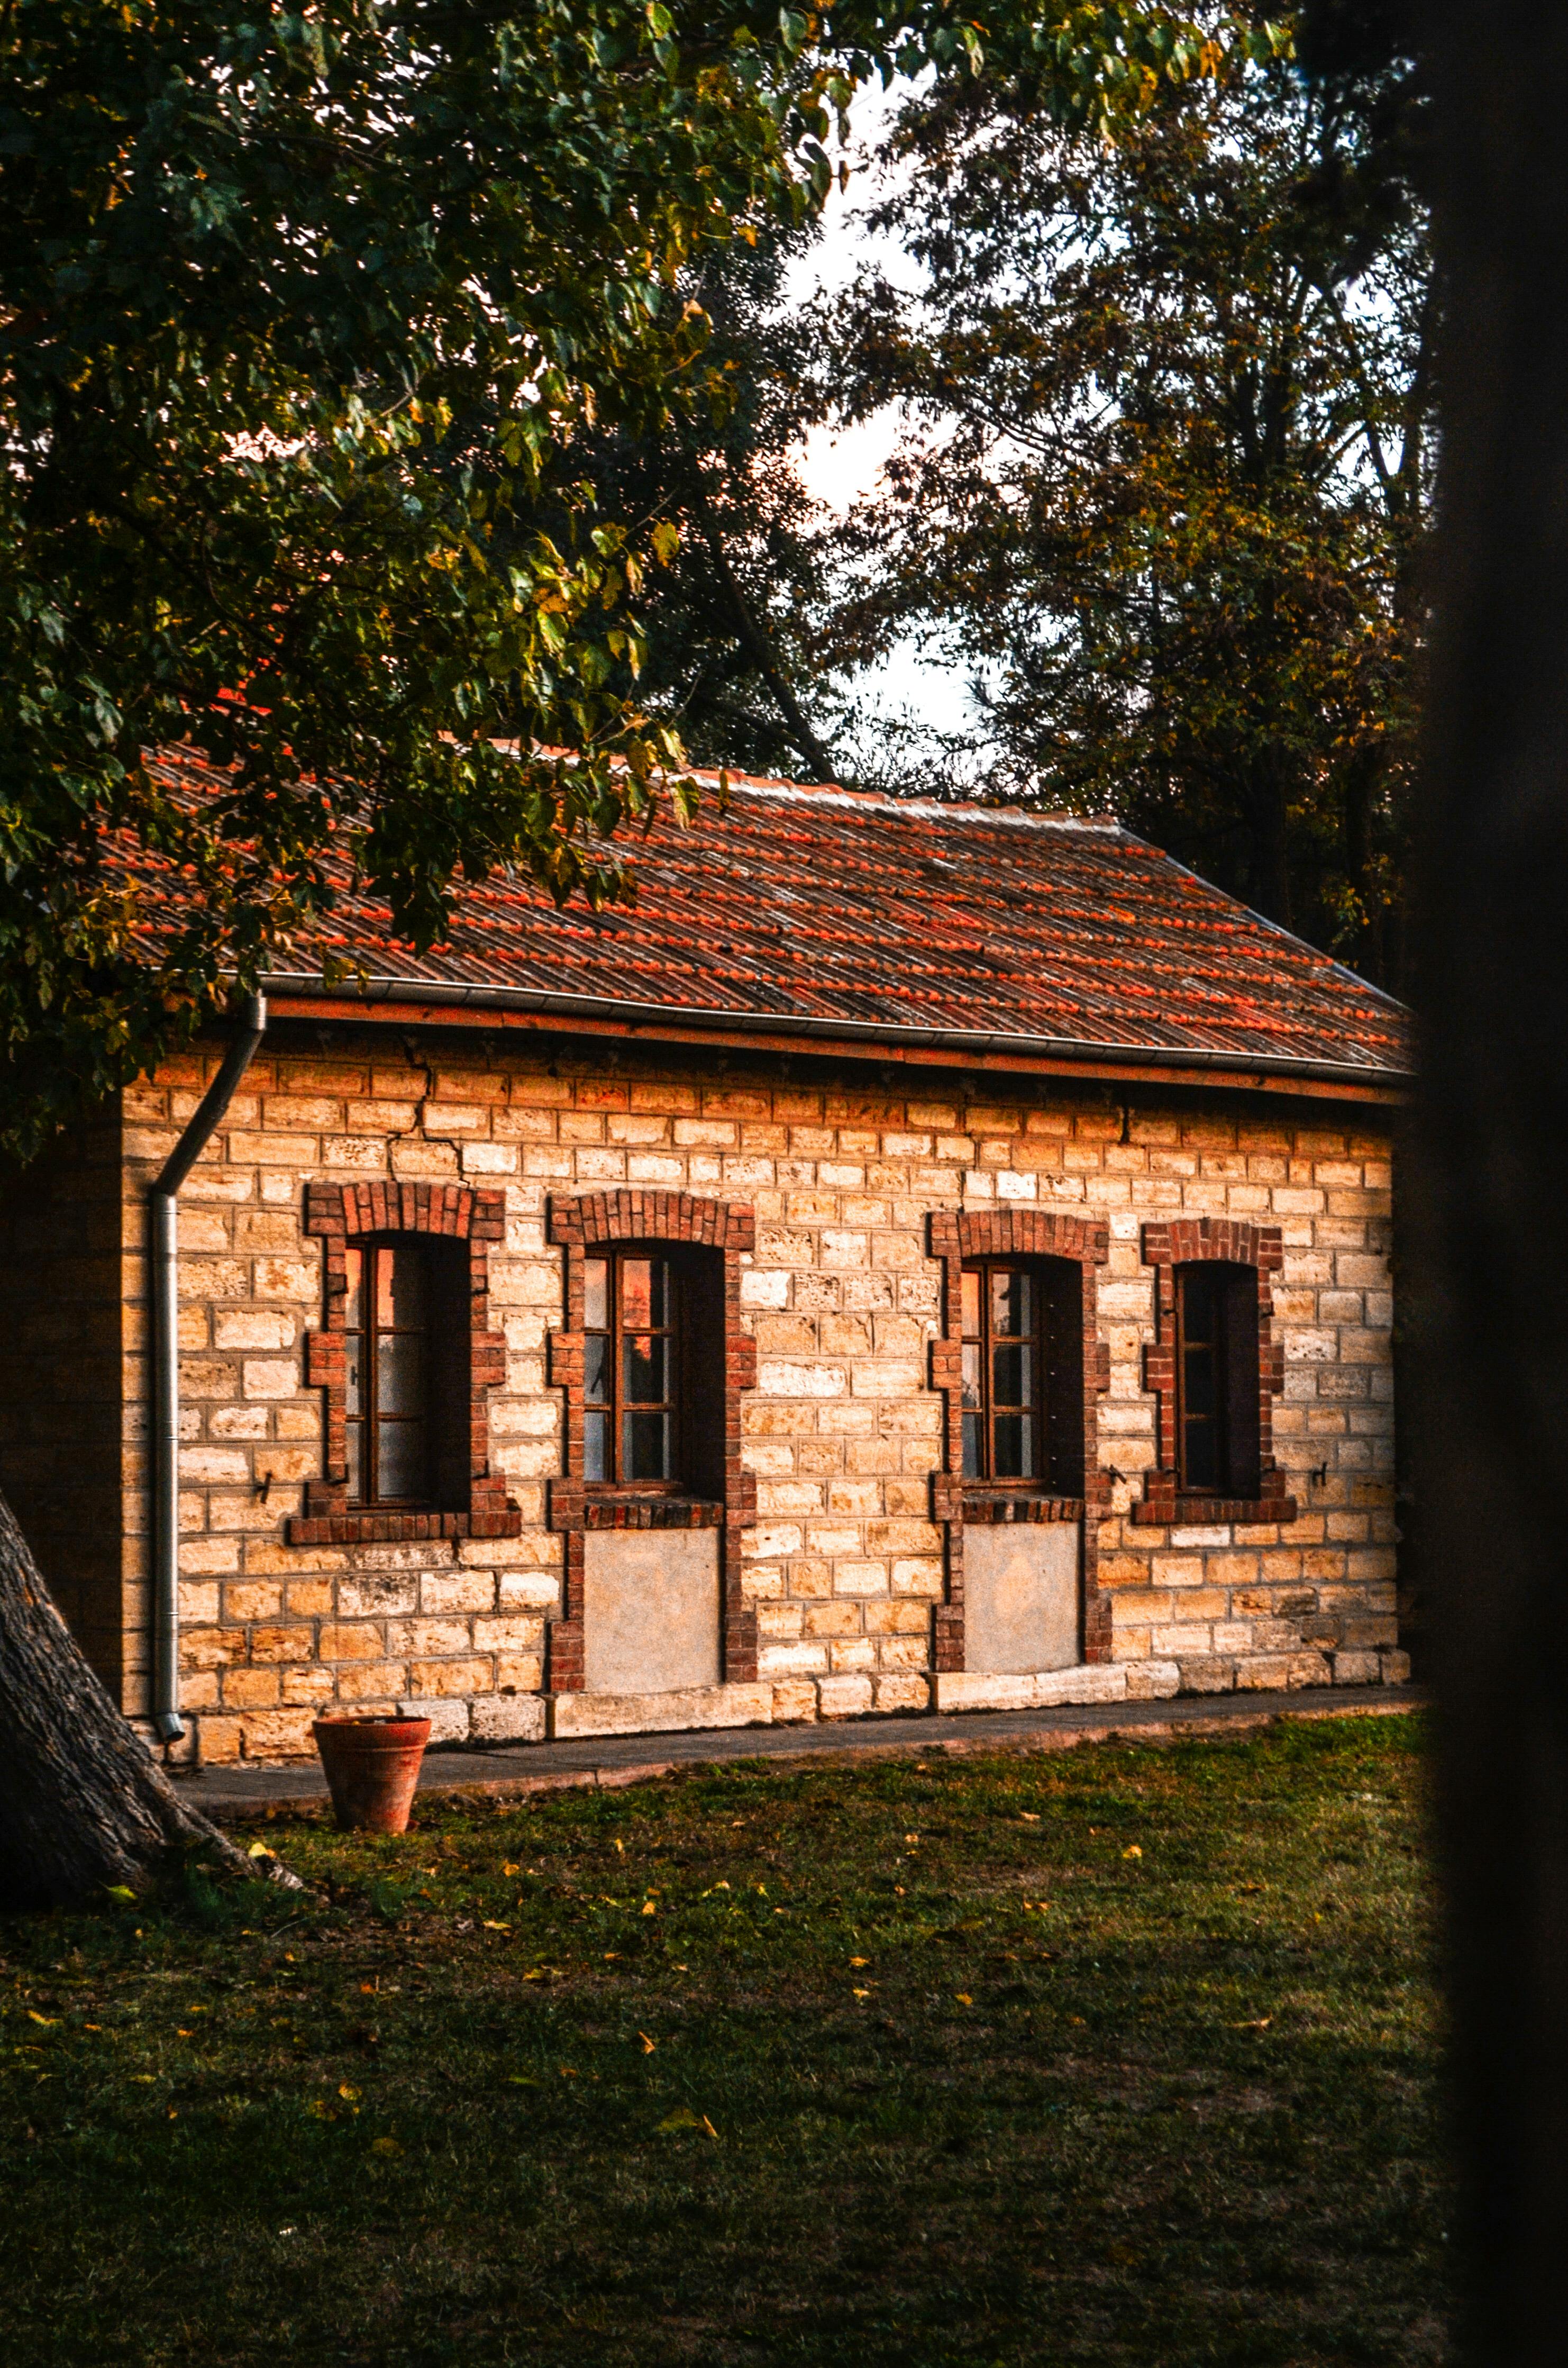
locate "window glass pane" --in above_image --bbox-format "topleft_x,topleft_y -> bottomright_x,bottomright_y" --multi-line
1181,1266 -> 1219,1347
623,1333 -> 667,1407
1183,1417 -> 1218,1494
584,1257 -> 609,1333
384,1243 -> 427,1330
377,1417 -> 427,1501
993,1413 -> 1034,1478
345,1331 -> 363,1417
961,1268 -> 981,1339
377,1330 -> 426,1417
961,1341 -> 981,1410
624,1409 -> 671,1481
621,1257 -> 651,1330
584,1334 -> 610,1406
345,1418 -> 363,1503
962,1412 -> 982,1479
1182,1346 -> 1217,1419
992,1342 -> 1033,1409
344,1246 -> 363,1333
990,1267 -> 1032,1338
584,1410 -> 609,1482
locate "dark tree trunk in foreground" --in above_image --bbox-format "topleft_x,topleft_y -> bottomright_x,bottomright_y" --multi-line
1420,6 -> 1568,2357
0,1489 -> 259,1907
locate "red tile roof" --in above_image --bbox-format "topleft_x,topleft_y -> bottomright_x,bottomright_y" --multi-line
142,749 -> 1412,1082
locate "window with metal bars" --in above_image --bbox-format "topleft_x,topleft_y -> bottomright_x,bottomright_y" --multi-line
1175,1260 -> 1262,1498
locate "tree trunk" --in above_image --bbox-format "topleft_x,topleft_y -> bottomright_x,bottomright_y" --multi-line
0,1487 -> 265,1908
1243,750 -> 1294,929
677,440 -> 838,785
1418,5 -> 1568,2358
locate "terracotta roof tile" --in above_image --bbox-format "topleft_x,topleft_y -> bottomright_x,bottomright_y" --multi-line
139,750 -> 1411,1076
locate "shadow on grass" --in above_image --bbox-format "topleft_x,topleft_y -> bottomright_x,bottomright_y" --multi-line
0,1712 -> 1448,2367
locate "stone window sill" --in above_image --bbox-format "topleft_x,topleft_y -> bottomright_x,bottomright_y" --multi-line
286,1507 -> 524,1546
548,1478 -> 726,1531
961,1490 -> 1086,1525
1129,1494 -> 1298,1528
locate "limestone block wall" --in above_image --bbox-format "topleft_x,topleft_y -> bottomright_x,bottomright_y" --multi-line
115,1028 -> 1401,1763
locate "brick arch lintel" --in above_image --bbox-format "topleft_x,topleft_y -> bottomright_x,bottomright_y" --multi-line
1134,1214 -> 1297,1527
548,1188 -> 754,1255
544,1188 -> 759,1694
287,1178 -> 520,1545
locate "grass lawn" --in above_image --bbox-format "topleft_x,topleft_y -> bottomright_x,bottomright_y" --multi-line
0,1711 -> 1447,2367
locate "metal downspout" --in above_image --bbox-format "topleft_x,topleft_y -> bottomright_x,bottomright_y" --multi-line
149,995 -> 267,1745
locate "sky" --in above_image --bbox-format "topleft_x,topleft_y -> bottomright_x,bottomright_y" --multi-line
775,83 -> 979,747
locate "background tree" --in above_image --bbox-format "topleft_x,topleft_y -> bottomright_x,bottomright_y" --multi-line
0,0 -> 1256,1906
554,223 -> 842,783
821,31 -> 1429,986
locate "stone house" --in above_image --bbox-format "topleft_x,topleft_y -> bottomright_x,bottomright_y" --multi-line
0,753 -> 1413,1764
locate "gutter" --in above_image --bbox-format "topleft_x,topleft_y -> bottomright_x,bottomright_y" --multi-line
259,970 -> 1414,1095
149,994 -> 267,1745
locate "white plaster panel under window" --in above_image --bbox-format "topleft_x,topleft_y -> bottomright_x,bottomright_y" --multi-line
582,1529 -> 721,1695
964,1523 -> 1080,1676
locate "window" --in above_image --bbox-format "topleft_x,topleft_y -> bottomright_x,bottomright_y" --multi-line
583,1252 -> 682,1485
959,1255 -> 1087,1492
962,1263 -> 1042,1480
344,1239 -> 434,1505
1175,1262 -> 1262,1498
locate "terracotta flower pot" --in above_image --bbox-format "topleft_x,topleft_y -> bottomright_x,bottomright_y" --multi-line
312,1716 -> 431,1834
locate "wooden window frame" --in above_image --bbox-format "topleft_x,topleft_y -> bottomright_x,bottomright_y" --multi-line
343,1235 -> 435,1511
1135,1217 -> 1296,1527
545,1190 -> 759,1694
288,1181 -> 521,1546
582,1247 -> 683,1491
928,1210 -> 1113,1675
960,1258 -> 1048,1483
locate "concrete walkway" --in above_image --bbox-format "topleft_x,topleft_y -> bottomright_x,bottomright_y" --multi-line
171,1682 -> 1423,1822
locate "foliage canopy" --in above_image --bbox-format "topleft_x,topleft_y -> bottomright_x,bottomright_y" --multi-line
0,0 -> 1264,1156
821,34 -> 1429,983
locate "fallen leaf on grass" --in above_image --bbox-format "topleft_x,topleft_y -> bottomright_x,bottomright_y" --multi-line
1122,1846 -> 1143,1861
853,1989 -> 872,2001
641,1899 -> 658,1916
26,2013 -> 58,2028
1229,2016 -> 1273,2031
639,2032 -> 657,2054
105,1885 -> 136,1903
507,2075 -> 540,2087
658,2108 -> 718,2138
338,2084 -> 360,2102
849,1957 -> 869,1968
481,1921 -> 511,1932
1019,1812 -> 1041,1823
954,1993 -> 973,2007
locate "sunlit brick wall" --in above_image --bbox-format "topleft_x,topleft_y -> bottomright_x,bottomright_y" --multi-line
117,1033 -> 1400,1763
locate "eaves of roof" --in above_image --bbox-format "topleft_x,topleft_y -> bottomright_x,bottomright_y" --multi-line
258,968 -> 1415,1106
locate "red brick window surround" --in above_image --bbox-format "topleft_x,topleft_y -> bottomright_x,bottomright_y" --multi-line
1134,1216 -> 1297,1527
545,1190 -> 759,1694
927,1210 -> 1111,1672
288,1181 -> 522,1546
